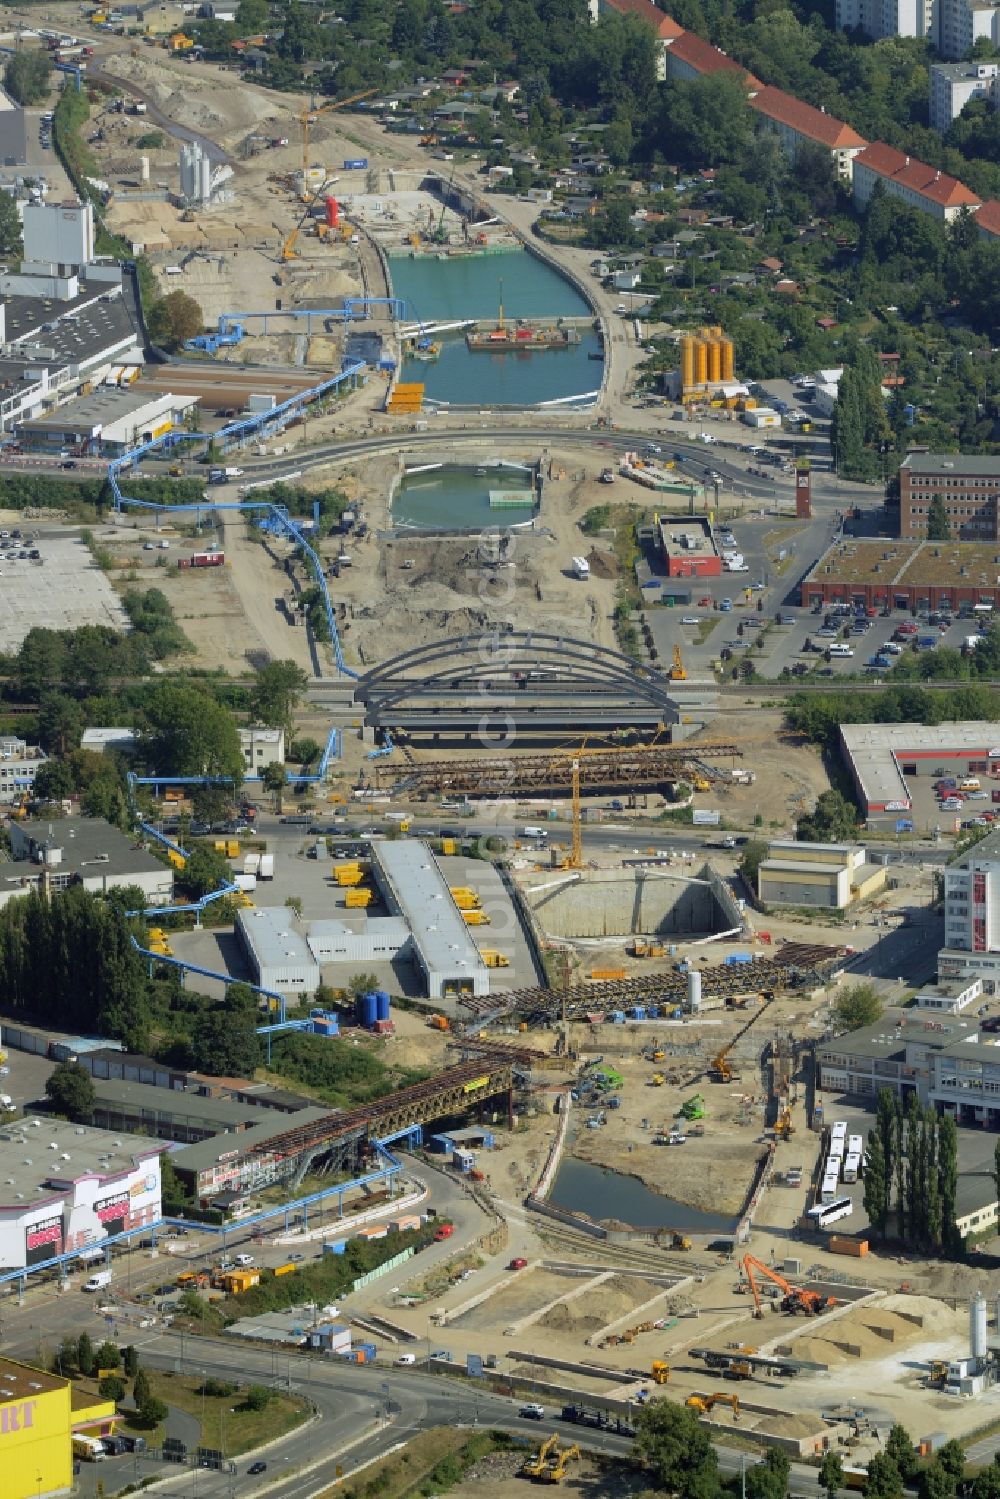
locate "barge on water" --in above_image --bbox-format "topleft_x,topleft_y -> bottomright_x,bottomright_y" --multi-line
465,279 -> 581,351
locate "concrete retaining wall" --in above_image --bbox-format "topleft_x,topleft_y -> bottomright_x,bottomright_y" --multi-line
525,868 -> 731,940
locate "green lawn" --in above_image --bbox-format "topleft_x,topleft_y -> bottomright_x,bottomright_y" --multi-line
122,1372 -> 310,1456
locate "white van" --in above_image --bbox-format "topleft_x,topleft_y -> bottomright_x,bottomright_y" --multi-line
234,1253 -> 255,1268
522,826 -> 546,838
82,1269 -> 112,1292
828,643 -> 854,657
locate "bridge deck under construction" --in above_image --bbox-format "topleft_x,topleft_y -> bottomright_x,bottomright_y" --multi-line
375,741 -> 741,797
459,944 -> 846,1025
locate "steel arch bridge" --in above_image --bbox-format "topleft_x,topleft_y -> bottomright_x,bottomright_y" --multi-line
354,631 -> 690,739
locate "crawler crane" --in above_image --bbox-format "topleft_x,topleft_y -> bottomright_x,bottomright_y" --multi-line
740,1254 -> 835,1318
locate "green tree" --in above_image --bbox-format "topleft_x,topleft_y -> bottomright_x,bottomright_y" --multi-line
123,1345 -> 139,1380
936,1442 -> 967,1486
289,737 -> 321,767
32,759 -> 75,803
864,1451 -> 905,1499
132,1366 -> 151,1409
45,1061 -> 95,1121
863,1127 -> 889,1238
261,760 -> 287,812
927,494 -> 951,541
38,692 -> 84,756
141,682 -> 243,782
819,1450 -> 845,1499
147,291 -> 205,352
137,1393 -> 168,1428
634,1398 -> 720,1497
95,1340 -> 120,1370
77,1332 -> 95,1377
4,51 -> 51,105
98,1374 -> 126,1403
738,838 -> 768,890
0,189 -> 21,258
223,981 -> 258,1014
235,0 -> 268,31
243,1385 -> 273,1411
190,1010 -> 261,1077
252,659 -> 308,736
832,983 -> 882,1033
191,785 -> 234,826
938,1110 -> 960,1250
886,1424 -> 918,1483
182,844 -> 232,899
796,789 -> 858,842
746,1448 -> 790,1499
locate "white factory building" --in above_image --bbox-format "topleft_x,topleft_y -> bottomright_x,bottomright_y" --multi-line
307,917 -> 409,965
4,818 -> 173,910
236,906 -> 321,993
240,726 -> 285,773
0,1117 -> 164,1271
370,840 -> 490,999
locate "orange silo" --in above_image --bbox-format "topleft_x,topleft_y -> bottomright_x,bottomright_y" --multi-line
694,337 -> 708,387
721,336 -> 734,381
707,336 -> 721,384
681,336 -> 695,394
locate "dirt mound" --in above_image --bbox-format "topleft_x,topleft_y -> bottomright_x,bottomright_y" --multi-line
586,547 -> 618,579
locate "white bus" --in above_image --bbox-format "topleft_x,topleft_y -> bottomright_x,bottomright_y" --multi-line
820,1172 -> 841,1204
842,1152 -> 862,1184
830,1121 -> 848,1147
808,1196 -> 854,1228
848,1134 -> 863,1157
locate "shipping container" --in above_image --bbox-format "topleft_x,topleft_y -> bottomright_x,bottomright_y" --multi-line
829,1235 -> 868,1257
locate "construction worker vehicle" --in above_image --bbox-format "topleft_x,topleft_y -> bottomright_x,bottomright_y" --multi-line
480,950 -> 510,968
651,1361 -> 670,1384
686,1392 -> 740,1418
538,1443 -> 580,1483
520,1435 -> 558,1479
679,1093 -> 705,1120
739,1254 -> 835,1318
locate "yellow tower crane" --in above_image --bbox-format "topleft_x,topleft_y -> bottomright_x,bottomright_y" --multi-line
569,757 -> 583,870
298,89 -> 377,198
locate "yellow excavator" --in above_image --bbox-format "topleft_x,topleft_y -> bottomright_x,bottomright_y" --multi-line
521,1435 -> 558,1479
670,643 -> 688,681
686,1392 -> 741,1418
538,1443 -> 581,1484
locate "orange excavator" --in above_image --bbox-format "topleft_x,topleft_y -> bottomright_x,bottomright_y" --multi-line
740,1254 -> 835,1318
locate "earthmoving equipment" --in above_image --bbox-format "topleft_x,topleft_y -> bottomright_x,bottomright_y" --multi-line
538,1443 -> 580,1483
670,644 -> 687,681
669,1232 -> 691,1251
520,1435 -> 558,1479
686,1393 -> 740,1418
651,1361 -> 670,1384
775,1106 -> 793,1139
928,1360 -> 950,1385
646,1049 -> 666,1062
650,1073 -> 665,1087
679,1093 -> 704,1120
740,1254 -> 835,1318
709,994 -> 774,1083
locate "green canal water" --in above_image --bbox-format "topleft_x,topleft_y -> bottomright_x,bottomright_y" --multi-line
388,248 -> 604,408
393,462 -> 537,530
550,1157 -> 737,1234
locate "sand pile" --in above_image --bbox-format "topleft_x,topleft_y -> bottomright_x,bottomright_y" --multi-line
108,55 -> 289,141
781,1294 -> 963,1367
538,1274 -> 655,1335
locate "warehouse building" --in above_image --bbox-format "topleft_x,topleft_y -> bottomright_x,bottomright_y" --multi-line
84,1077 -> 296,1144
839,720 -> 1000,823
757,839 -> 885,909
3,817 -> 173,909
236,906 -> 321,993
0,1118 -> 164,1272
307,916 -> 409,964
370,841 -> 490,999
0,1358 -> 73,1499
17,387 -> 198,457
171,1105 -> 336,1203
800,536 -> 1000,610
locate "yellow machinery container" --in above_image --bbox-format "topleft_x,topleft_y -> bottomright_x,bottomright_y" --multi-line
440,837 -> 457,855
226,840 -> 240,858
589,968 -> 627,981
450,889 -> 481,910
480,949 -> 510,968
335,867 -> 365,886
462,909 -> 491,926
345,888 -> 373,908
167,849 -> 186,870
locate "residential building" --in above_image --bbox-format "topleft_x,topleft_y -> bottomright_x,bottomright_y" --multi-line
939,0 -> 1000,60
852,141 -> 981,221
835,0 -> 934,42
929,60 -> 1000,130
749,86 -> 867,180
3,817 -> 173,909
757,840 -> 886,909
239,725 -> 285,773
941,829 -> 1000,990
0,1117 -> 163,1270
0,737 -> 46,803
976,198 -> 1000,241
595,0 -> 684,78
899,451 -> 1000,540
664,31 -> 760,86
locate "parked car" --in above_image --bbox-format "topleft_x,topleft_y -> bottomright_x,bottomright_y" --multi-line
248,1462 -> 267,1476
520,1404 -> 546,1420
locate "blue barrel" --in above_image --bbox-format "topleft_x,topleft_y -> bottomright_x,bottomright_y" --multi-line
375,990 -> 390,1022
357,992 -> 378,1028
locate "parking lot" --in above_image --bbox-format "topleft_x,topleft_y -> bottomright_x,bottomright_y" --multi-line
0,532 -> 128,650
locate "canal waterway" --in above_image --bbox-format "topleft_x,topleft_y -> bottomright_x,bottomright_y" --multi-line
388,248 -> 603,408
549,1156 -> 737,1234
392,462 -> 537,530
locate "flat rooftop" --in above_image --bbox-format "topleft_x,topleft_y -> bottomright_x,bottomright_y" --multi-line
820,1010 -> 979,1062
841,720 -> 1000,811
171,1105 -> 334,1175
805,539 -> 920,586
805,537 -> 1000,591
657,515 -> 717,560
372,840 -> 488,980
11,816 -> 166,882
236,906 -> 317,972
900,453 -> 1000,475
5,286 -> 137,364
19,385 -> 173,435
0,1357 -> 65,1400
89,1077 -> 272,1130
0,1117 -> 162,1205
